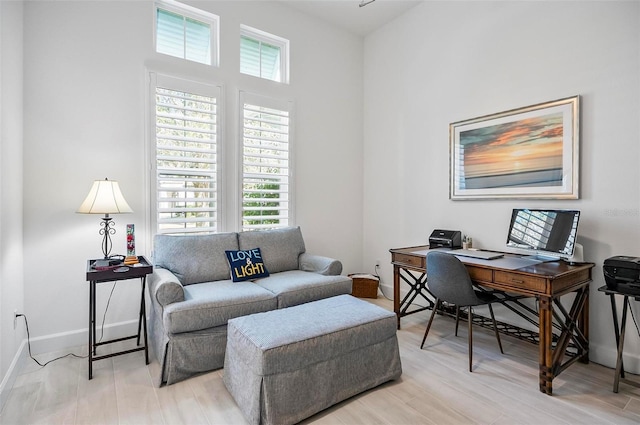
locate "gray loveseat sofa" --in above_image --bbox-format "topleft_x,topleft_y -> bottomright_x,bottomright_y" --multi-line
147,226 -> 353,386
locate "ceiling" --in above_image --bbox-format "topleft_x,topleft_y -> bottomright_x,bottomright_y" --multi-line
280,0 -> 422,37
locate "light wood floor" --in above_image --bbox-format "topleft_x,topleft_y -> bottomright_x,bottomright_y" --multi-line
3,296 -> 640,425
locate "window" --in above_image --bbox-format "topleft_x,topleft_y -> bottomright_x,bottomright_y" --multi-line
240,25 -> 289,83
155,0 -> 219,66
150,73 -> 221,235
240,92 -> 293,231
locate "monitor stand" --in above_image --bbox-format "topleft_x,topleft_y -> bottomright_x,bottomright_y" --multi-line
522,243 -> 584,264
523,254 -> 561,263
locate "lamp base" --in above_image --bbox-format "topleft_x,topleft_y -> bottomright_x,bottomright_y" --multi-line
99,215 -> 116,259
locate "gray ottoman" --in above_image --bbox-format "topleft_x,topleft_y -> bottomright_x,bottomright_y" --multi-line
223,294 -> 402,425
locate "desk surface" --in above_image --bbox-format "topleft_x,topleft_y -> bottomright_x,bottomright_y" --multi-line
86,256 -> 153,283
391,245 -> 594,297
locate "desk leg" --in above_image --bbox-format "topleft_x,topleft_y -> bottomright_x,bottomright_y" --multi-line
394,265 -> 401,329
539,296 -> 553,395
141,276 -> 149,365
88,280 -> 95,380
613,296 -> 629,393
137,278 -> 143,346
579,288 -> 589,364
539,286 -> 589,395
92,281 -> 97,357
393,266 -> 432,329
609,294 -> 624,379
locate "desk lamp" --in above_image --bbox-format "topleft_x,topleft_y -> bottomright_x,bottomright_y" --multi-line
77,178 -> 133,259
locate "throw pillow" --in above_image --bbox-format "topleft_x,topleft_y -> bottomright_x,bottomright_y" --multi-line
225,248 -> 270,282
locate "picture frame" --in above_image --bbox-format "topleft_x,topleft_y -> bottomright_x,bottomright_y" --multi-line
449,95 -> 580,200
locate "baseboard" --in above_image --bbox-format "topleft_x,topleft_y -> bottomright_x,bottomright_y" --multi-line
26,319 -> 140,355
0,339 -> 27,413
379,282 -> 393,300
590,341 -> 640,374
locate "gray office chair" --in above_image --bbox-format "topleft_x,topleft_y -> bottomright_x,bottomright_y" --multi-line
420,251 -> 504,371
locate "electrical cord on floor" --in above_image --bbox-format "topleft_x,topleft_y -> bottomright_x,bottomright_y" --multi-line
374,264 -> 393,301
16,280 -> 120,368
15,313 -> 86,368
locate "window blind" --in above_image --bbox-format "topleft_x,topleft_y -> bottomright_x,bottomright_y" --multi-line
241,93 -> 293,231
153,75 -> 220,234
240,25 -> 288,83
156,2 -> 216,66
240,35 -> 281,82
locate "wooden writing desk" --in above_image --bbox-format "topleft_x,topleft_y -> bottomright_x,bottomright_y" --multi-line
390,245 -> 594,395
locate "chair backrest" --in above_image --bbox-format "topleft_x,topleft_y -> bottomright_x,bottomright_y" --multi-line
426,251 -> 482,307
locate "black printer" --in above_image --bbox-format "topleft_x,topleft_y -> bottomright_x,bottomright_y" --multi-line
428,229 -> 462,249
603,256 -> 640,295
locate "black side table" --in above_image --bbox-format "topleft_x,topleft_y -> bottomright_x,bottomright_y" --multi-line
598,285 -> 640,392
85,256 -> 153,379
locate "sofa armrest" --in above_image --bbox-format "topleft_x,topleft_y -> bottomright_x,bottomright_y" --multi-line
149,268 -> 185,307
299,253 -> 343,276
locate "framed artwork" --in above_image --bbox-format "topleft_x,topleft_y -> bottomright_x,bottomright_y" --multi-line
449,95 -> 580,200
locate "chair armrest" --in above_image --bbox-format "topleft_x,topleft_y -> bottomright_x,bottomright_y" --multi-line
299,253 -> 343,276
149,268 -> 185,307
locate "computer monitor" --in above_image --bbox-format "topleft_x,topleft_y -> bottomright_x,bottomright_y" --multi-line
506,209 -> 580,260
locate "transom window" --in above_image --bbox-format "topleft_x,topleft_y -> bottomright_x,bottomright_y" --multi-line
155,0 -> 219,66
240,25 -> 289,83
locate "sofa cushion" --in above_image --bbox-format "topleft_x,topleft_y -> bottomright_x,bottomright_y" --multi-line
238,227 -> 306,273
164,280 -> 278,334
225,248 -> 270,282
154,233 -> 239,285
255,270 -> 352,308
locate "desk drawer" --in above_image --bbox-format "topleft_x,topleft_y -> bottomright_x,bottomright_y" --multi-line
494,271 -> 546,292
468,267 -> 493,283
393,253 -> 425,269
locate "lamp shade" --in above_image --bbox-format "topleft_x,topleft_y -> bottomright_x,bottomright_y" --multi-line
77,178 -> 133,214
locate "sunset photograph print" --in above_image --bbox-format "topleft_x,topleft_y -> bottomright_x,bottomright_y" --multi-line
459,112 -> 564,189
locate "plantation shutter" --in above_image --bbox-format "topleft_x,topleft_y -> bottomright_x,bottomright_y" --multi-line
152,73 -> 221,235
240,92 -> 293,231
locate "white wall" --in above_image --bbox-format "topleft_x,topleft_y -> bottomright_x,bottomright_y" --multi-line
12,0 -> 638,396
20,0 -> 363,353
0,0 -> 26,411
364,0 -> 640,371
